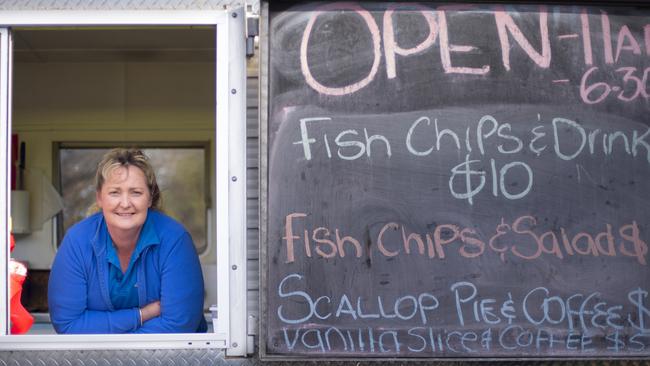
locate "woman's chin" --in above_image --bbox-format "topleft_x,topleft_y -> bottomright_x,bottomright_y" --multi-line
106,215 -> 146,234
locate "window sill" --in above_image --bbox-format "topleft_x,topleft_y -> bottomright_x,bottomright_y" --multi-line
2,312 -> 225,349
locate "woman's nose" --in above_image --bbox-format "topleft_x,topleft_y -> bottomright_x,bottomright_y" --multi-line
119,194 -> 131,207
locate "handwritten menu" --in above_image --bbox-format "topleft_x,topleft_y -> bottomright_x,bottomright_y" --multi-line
265,2 -> 650,358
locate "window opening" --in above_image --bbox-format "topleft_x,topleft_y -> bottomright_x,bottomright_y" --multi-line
0,8 -> 246,352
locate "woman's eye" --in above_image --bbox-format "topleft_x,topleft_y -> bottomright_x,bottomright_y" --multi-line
109,191 -> 119,196
132,191 -> 142,196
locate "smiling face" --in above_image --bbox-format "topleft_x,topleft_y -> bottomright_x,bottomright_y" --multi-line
96,165 -> 152,237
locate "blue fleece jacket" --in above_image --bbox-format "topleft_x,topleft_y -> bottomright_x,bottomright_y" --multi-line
48,210 -> 207,334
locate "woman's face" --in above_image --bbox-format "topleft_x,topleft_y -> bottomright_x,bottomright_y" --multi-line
96,165 -> 152,236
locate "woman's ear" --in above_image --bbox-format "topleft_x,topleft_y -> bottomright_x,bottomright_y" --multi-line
95,191 -> 102,208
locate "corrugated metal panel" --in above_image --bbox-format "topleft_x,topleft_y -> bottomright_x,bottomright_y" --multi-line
247,289 -> 259,315
246,53 -> 260,340
247,259 -> 259,290
0,0 -> 247,10
246,138 -> 258,168
247,228 -> 259,259
247,108 -> 259,138
247,168 -> 258,198
246,77 -> 258,106
247,198 -> 259,229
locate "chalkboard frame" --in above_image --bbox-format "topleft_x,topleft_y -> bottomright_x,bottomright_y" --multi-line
259,0 -> 650,360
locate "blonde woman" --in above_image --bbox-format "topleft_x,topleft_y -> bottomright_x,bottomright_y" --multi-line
49,148 -> 206,333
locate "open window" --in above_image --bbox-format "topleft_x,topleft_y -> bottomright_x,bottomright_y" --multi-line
0,11 -> 247,354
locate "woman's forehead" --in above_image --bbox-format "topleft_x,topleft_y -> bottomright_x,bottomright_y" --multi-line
104,165 -> 147,185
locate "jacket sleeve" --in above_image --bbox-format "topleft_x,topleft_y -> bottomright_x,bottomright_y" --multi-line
48,234 -> 140,334
134,232 -> 205,333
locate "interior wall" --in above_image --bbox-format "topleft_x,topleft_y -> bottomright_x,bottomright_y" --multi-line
11,60 -> 217,308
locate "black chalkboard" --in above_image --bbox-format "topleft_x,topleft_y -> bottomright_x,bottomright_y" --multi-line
263,1 -> 650,359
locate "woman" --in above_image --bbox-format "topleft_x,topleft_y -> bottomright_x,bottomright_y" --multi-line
48,148 -> 207,333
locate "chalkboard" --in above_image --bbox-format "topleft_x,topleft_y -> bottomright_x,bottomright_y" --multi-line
263,1 -> 650,359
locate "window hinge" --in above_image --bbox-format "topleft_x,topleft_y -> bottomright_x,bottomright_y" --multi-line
247,314 -> 257,354
246,16 -> 259,57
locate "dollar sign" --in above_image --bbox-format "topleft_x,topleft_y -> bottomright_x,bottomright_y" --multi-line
449,154 -> 486,205
628,287 -> 650,332
606,331 -> 625,352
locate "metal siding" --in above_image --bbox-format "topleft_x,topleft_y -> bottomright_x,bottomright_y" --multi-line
247,108 -> 259,138
247,259 -> 259,290
245,56 -> 260,349
247,228 -> 259,259
246,138 -> 258,169
246,77 -> 259,106
248,289 -> 259,314
247,168 -> 258,198
246,198 -> 259,229
0,0 -> 248,10
257,3 -> 269,359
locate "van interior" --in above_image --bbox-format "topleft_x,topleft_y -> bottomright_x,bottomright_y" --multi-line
10,27 -> 218,334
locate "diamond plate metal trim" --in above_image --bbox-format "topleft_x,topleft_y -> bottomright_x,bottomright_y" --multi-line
0,349 -> 255,366
0,0 -> 247,10
1,350 -> 649,366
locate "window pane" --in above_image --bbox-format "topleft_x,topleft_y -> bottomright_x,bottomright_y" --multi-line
59,147 -> 207,254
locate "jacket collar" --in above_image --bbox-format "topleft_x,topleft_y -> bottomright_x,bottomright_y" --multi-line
91,210 -> 160,258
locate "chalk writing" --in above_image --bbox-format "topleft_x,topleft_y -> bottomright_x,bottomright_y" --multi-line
449,155 -> 533,204
293,115 -> 650,205
298,3 -> 650,106
267,2 -> 650,358
278,273 -> 440,325
295,114 -> 650,163
580,66 -> 650,104
282,213 -> 648,265
275,275 -> 650,354
293,114 -> 650,204
279,326 -> 650,354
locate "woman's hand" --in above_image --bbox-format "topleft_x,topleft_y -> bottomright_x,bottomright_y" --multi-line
140,301 -> 161,323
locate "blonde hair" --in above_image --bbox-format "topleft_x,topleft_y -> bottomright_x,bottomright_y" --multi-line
95,148 -> 162,210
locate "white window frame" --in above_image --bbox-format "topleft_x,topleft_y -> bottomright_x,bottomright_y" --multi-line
0,10 -> 248,354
